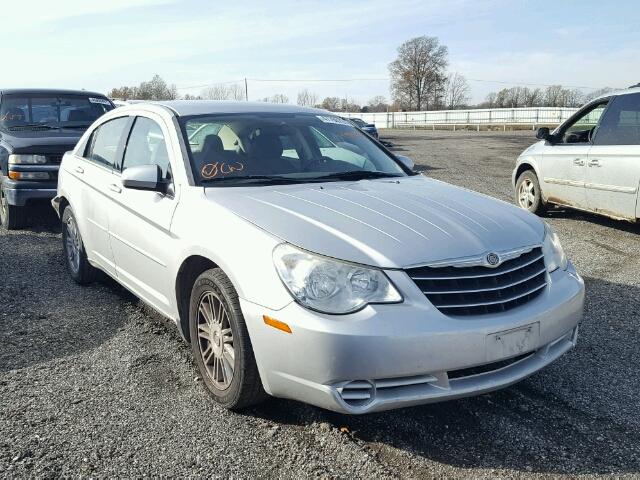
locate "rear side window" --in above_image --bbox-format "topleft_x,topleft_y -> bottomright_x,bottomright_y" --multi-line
86,117 -> 130,168
594,93 -> 640,145
122,117 -> 171,179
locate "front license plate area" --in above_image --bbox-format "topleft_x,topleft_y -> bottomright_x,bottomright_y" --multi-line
486,322 -> 540,363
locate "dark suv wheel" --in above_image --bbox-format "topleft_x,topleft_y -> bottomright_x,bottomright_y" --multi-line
0,188 -> 26,230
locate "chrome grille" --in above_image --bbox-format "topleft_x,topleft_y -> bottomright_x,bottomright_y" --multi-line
406,247 -> 547,316
47,154 -> 64,164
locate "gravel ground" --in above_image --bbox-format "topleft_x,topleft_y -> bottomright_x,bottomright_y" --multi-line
1,130 -> 639,478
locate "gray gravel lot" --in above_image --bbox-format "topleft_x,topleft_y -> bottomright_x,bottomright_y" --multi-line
1,129 -> 639,478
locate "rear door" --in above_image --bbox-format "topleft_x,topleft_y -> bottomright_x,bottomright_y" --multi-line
539,101 -> 608,209
587,93 -> 640,220
106,114 -> 178,314
69,116 -> 131,276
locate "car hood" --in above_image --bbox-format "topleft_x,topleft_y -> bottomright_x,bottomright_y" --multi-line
0,128 -> 84,153
205,175 -> 545,268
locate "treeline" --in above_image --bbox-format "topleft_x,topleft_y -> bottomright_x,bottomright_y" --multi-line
108,71 -> 621,113
479,85 -> 615,109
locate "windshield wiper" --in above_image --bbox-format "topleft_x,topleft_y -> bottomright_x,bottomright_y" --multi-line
201,175 -> 306,185
311,171 -> 403,181
60,124 -> 92,129
8,123 -> 58,130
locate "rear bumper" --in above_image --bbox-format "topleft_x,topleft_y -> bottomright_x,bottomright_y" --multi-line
1,178 -> 57,206
240,264 -> 584,414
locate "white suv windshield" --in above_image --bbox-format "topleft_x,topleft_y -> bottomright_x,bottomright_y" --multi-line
180,113 -> 406,185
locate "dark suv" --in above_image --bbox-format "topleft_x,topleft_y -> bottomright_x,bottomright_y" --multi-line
0,89 -> 114,229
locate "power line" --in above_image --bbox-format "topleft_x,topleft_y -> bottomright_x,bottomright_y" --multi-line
175,76 -> 616,93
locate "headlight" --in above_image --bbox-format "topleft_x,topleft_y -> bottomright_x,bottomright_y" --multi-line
273,243 -> 402,314
542,223 -> 568,272
8,154 -> 47,165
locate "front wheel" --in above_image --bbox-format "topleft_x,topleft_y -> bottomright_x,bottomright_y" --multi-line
515,170 -> 547,215
189,268 -> 267,410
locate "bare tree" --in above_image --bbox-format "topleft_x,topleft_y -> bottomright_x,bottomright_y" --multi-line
200,83 -> 245,101
367,95 -> 389,112
523,87 -> 542,107
389,36 -> 448,111
444,72 -> 470,109
297,89 -> 318,107
583,87 -> 615,103
320,97 -> 341,111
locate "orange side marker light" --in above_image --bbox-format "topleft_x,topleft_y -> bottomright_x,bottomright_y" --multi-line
263,315 -> 292,334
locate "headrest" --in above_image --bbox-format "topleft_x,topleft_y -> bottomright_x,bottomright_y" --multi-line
202,134 -> 224,154
252,132 -> 283,158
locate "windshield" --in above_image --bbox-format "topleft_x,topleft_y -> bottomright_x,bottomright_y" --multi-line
181,113 -> 406,186
349,118 -> 367,127
0,94 -> 114,129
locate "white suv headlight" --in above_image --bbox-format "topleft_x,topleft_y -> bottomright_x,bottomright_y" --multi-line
8,154 -> 47,165
542,223 -> 568,272
273,243 -> 402,314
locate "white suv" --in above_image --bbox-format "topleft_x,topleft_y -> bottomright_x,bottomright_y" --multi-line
514,88 -> 640,222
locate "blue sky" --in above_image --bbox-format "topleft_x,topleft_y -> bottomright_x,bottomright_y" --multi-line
2,0 -> 639,104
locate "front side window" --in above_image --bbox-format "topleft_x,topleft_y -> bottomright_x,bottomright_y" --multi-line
593,93 -> 640,145
0,95 -> 113,129
180,113 -> 406,186
122,117 -> 171,179
86,117 -> 130,168
558,101 -> 608,144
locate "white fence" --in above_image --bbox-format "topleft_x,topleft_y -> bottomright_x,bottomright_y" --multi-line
343,107 -> 578,130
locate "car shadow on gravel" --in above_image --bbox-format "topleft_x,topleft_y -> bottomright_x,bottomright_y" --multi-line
545,207 -> 640,234
245,276 -> 640,476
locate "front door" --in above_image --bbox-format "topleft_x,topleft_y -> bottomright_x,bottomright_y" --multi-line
586,93 -> 640,220
106,115 -> 178,315
539,101 -> 609,209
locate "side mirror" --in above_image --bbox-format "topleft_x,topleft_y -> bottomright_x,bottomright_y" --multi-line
536,127 -> 551,141
122,164 -> 163,192
395,154 -> 415,171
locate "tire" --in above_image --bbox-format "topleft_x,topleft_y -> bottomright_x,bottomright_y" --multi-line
189,268 -> 267,410
515,170 -> 547,215
0,188 -> 27,230
61,206 -> 97,284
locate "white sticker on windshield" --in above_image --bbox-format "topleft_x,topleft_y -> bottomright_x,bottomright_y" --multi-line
89,97 -> 111,105
316,115 -> 352,126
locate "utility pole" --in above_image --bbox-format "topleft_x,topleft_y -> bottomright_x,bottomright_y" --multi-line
244,78 -> 248,101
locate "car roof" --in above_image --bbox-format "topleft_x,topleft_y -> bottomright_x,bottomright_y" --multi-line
141,100 -> 328,117
0,88 -> 108,97
592,86 -> 640,102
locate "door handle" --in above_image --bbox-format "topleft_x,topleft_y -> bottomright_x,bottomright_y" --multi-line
109,183 -> 122,194
74,166 -> 84,174
572,158 -> 585,166
588,159 -> 601,167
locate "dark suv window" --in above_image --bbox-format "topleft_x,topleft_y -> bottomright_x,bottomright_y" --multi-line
86,117 -> 130,168
593,93 -> 640,146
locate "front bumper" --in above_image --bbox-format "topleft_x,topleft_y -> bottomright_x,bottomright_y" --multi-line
241,263 -> 584,414
1,178 -> 57,206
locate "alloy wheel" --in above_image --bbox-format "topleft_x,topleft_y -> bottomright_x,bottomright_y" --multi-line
65,215 -> 81,273
197,291 -> 235,390
518,179 -> 536,209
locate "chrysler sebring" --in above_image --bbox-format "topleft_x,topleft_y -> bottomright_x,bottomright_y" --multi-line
53,101 -> 584,414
